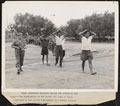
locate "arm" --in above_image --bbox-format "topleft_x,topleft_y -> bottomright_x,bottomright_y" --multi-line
49,31 -> 58,36
62,38 -> 66,43
11,41 -> 20,49
62,32 -> 67,38
61,31 -> 67,35
12,45 -> 19,49
78,29 -> 87,36
90,31 -> 97,37
61,34 -> 66,40
49,33 -> 57,42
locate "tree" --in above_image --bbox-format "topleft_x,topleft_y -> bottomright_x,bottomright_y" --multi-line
61,12 -> 114,42
66,19 -> 81,39
9,13 -> 56,37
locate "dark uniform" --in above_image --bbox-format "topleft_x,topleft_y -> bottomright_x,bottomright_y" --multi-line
11,35 -> 26,74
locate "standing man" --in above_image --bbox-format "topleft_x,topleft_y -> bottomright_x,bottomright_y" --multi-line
11,32 -> 26,75
40,28 -> 50,66
78,29 -> 97,75
50,30 -> 67,67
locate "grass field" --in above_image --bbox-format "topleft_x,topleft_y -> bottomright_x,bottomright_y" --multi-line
5,42 -> 114,89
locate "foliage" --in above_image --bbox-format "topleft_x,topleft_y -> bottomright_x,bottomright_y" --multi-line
6,12 -> 114,43
8,13 -> 56,37
61,11 -> 114,41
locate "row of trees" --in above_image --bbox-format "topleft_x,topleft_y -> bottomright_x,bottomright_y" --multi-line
6,11 -> 114,43
60,11 -> 114,42
6,13 -> 56,39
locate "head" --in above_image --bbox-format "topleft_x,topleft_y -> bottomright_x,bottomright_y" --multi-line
57,31 -> 62,37
17,33 -> 25,41
84,31 -> 91,38
17,33 -> 22,39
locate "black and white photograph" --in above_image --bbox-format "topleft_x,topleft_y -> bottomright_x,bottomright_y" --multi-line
2,1 -> 118,90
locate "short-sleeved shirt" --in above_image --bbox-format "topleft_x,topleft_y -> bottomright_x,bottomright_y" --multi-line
81,36 -> 93,50
40,36 -> 49,47
55,35 -> 64,45
12,39 -> 26,50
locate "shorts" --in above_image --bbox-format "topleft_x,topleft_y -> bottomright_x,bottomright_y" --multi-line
41,46 -> 48,55
81,50 -> 93,61
55,45 -> 63,58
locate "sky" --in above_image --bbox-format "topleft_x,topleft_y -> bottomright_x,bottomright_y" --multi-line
3,1 -> 117,28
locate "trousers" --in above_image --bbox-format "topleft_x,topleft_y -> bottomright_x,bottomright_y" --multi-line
15,49 -> 25,68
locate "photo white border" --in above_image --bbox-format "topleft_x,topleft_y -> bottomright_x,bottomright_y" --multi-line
2,1 -> 119,93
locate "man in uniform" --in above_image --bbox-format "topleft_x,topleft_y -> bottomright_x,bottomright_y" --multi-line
11,32 -> 26,75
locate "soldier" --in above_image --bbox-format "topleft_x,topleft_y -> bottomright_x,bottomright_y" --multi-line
11,32 -> 26,75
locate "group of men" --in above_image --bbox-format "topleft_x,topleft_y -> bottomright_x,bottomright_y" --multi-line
11,29 -> 97,75
39,28 -> 66,67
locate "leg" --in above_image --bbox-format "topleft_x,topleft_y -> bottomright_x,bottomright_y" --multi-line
42,55 -> 44,64
15,50 -> 21,74
59,57 -> 63,67
20,50 -> 25,72
45,47 -> 50,65
55,45 -> 59,66
63,50 -> 65,59
88,51 -> 96,75
46,55 -> 48,64
81,50 -> 87,72
82,60 -> 86,72
88,59 -> 96,75
46,55 -> 50,66
88,60 -> 93,73
59,46 -> 63,67
55,57 -> 59,66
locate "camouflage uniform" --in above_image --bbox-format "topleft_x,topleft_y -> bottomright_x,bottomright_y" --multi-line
12,38 -> 26,73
